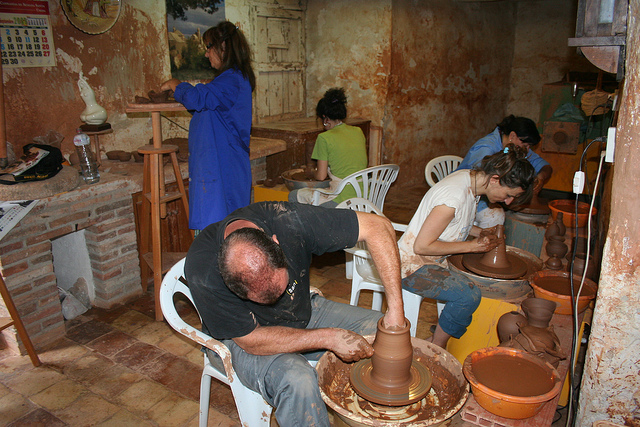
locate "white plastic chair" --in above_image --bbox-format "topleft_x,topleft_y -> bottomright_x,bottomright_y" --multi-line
311,164 -> 400,211
424,155 -> 463,187
160,258 -> 272,427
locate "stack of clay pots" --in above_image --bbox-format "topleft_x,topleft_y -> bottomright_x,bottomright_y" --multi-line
544,213 -> 568,270
497,297 -> 566,368
545,211 -> 599,281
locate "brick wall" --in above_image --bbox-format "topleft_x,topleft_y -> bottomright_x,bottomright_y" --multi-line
0,175 -> 143,351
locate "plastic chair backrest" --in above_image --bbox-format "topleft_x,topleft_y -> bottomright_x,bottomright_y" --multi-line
312,164 -> 399,211
160,258 -> 232,371
424,155 -> 463,187
160,258 -> 273,426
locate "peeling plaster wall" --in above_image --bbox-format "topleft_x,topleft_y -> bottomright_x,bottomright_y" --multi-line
577,1 -> 640,425
384,0 -> 516,188
2,0 -> 171,159
305,0 -> 392,127
507,0 -> 599,121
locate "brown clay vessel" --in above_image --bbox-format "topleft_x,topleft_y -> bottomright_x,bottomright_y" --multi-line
555,213 -> 566,236
544,220 -> 560,239
568,254 -> 597,281
545,256 -> 564,270
521,297 -> 556,328
497,311 -> 527,343
546,239 -> 568,259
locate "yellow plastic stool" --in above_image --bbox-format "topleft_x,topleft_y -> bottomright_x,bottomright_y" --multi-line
446,297 -> 519,365
253,184 -> 290,202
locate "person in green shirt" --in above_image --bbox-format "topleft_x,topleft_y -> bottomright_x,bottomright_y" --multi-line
289,88 -> 368,206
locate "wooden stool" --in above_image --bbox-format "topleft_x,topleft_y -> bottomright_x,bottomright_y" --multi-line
138,144 -> 189,321
0,274 -> 40,366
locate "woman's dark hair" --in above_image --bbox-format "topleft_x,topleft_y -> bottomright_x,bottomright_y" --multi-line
218,228 -> 288,300
497,115 -> 541,146
477,143 -> 536,206
316,88 -> 348,121
203,21 -> 256,91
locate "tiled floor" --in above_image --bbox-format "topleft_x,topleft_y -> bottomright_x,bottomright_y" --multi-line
0,185 -> 438,426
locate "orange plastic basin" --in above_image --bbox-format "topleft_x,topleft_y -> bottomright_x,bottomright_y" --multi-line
529,270 -> 597,315
463,347 -> 562,419
548,199 -> 596,228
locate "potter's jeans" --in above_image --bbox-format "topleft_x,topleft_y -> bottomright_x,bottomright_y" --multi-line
206,295 -> 382,427
402,264 -> 481,339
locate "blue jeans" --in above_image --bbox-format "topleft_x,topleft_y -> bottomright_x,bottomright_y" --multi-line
206,295 -> 382,427
402,264 -> 481,339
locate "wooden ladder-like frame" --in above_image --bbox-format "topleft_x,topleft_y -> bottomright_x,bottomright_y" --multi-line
0,274 -> 40,366
126,103 -> 190,321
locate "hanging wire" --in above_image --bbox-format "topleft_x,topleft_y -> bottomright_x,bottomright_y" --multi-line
565,144 -> 606,427
161,114 -> 189,132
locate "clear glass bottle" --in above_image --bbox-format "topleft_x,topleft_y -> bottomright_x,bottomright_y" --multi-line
73,130 -> 100,184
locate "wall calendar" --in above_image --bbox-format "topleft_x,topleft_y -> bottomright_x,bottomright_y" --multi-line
0,0 -> 55,68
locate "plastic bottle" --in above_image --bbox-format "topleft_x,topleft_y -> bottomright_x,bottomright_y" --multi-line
73,130 -> 100,184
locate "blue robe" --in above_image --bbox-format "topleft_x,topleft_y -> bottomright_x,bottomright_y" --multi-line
174,69 -> 252,230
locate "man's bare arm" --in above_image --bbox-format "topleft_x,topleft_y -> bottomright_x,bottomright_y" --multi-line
233,325 -> 373,362
355,211 -> 405,328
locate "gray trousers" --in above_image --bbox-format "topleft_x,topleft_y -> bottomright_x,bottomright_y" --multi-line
206,295 -> 383,426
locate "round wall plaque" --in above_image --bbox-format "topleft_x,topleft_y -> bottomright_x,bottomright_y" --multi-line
61,0 -> 121,35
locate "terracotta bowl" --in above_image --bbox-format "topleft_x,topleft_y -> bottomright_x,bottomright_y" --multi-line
131,151 -> 143,163
117,151 -> 131,162
463,347 -> 562,419
548,199 -> 596,228
106,150 -> 125,160
281,168 -> 330,191
529,270 -> 597,315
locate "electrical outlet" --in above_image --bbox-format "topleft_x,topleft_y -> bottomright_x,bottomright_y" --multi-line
606,127 -> 616,163
573,171 -> 585,194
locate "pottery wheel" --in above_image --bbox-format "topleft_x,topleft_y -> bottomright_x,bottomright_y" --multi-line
462,252 -> 528,279
350,359 -> 432,406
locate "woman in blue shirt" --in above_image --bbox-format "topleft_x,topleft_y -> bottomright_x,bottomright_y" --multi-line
162,21 -> 255,231
456,115 -> 552,227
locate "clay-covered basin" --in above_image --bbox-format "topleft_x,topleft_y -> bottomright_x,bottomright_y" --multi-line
281,168 -> 331,191
317,335 -> 468,426
463,347 -> 562,419
529,270 -> 597,315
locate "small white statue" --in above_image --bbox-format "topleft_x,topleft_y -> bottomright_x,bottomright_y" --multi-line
78,72 -> 108,125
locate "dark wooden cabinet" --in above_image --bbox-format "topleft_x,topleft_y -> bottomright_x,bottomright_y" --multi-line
251,117 -> 371,180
